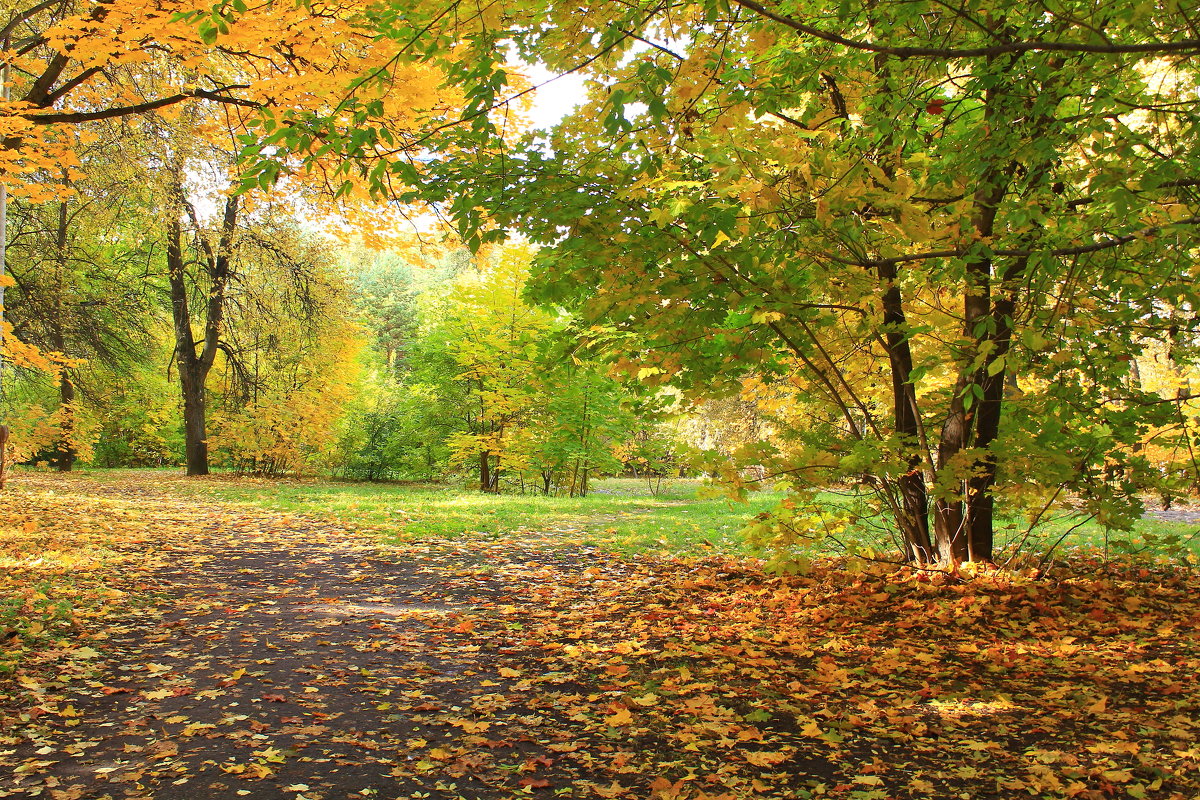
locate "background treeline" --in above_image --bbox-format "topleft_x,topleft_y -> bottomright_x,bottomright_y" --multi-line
1,171 -> 692,494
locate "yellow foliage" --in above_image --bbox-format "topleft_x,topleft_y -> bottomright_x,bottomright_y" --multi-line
209,294 -> 366,476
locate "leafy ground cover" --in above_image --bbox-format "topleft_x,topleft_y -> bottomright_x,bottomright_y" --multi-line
1,471 -> 1198,800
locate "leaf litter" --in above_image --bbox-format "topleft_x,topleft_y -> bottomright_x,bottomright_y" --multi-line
1,472 -> 1198,799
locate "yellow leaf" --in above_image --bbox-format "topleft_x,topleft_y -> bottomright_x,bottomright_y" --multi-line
605,708 -> 634,726
452,719 -> 490,733
744,750 -> 791,767
254,747 -> 285,763
751,310 -> 784,324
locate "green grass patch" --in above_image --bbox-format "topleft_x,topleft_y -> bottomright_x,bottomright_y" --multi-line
65,468 -> 1200,563
787,488 -> 1200,566
167,475 -> 785,556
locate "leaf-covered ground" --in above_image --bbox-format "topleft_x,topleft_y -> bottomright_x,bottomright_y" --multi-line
2,473 -> 1198,800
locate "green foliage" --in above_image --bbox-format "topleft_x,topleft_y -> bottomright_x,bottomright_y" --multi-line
334,383 -> 458,481
358,0 -> 1200,564
333,242 -> 662,493
89,352 -> 185,468
526,361 -> 634,496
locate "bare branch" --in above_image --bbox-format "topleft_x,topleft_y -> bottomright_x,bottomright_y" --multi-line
23,86 -> 258,123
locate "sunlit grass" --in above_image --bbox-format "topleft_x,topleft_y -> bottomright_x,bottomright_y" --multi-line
156,474 -> 785,556
59,468 -> 1200,564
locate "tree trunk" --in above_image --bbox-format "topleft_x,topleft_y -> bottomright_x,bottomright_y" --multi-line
877,262 -> 934,562
52,198 -> 75,472
166,185 -> 238,477
931,77 -> 1012,564
479,449 -> 492,492
168,212 -> 209,476
180,363 -> 208,476
55,368 -> 76,472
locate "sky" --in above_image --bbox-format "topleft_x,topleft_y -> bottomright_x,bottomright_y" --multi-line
521,62 -> 590,130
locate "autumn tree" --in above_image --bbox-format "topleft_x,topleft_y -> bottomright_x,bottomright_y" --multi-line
2,0 -> 475,476
208,229 -> 364,477
341,0 -> 1200,564
431,244 -> 552,492
2,136 -> 156,469
525,359 -> 634,496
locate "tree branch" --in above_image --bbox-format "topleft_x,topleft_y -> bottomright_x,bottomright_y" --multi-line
842,216 -> 1200,268
23,86 -> 257,123
0,0 -> 62,44
731,0 -> 1200,58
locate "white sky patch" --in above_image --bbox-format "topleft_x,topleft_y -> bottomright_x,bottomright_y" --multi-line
520,62 -> 590,130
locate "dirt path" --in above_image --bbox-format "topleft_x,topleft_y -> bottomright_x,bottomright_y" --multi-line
0,479 -> 627,800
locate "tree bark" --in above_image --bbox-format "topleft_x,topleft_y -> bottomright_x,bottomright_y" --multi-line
167,186 -> 239,476
54,367 -> 76,472
479,449 -> 492,492
877,262 -> 934,562
52,198 -> 75,472
930,72 -> 1013,564
168,212 -> 207,475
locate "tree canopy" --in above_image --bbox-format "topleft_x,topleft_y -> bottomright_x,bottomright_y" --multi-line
382,0 -> 1200,565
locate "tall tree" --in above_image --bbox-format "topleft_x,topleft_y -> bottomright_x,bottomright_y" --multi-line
3,144 -> 155,470
435,243 -> 551,492
165,177 -> 238,476
353,0 -> 1200,564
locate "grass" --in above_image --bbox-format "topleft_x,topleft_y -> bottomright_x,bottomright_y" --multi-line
799,487 -> 1200,566
153,474 -> 788,556
33,467 -> 1200,565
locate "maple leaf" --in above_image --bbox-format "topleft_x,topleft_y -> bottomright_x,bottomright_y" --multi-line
743,750 -> 792,767
593,781 -> 629,798
604,708 -> 634,726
